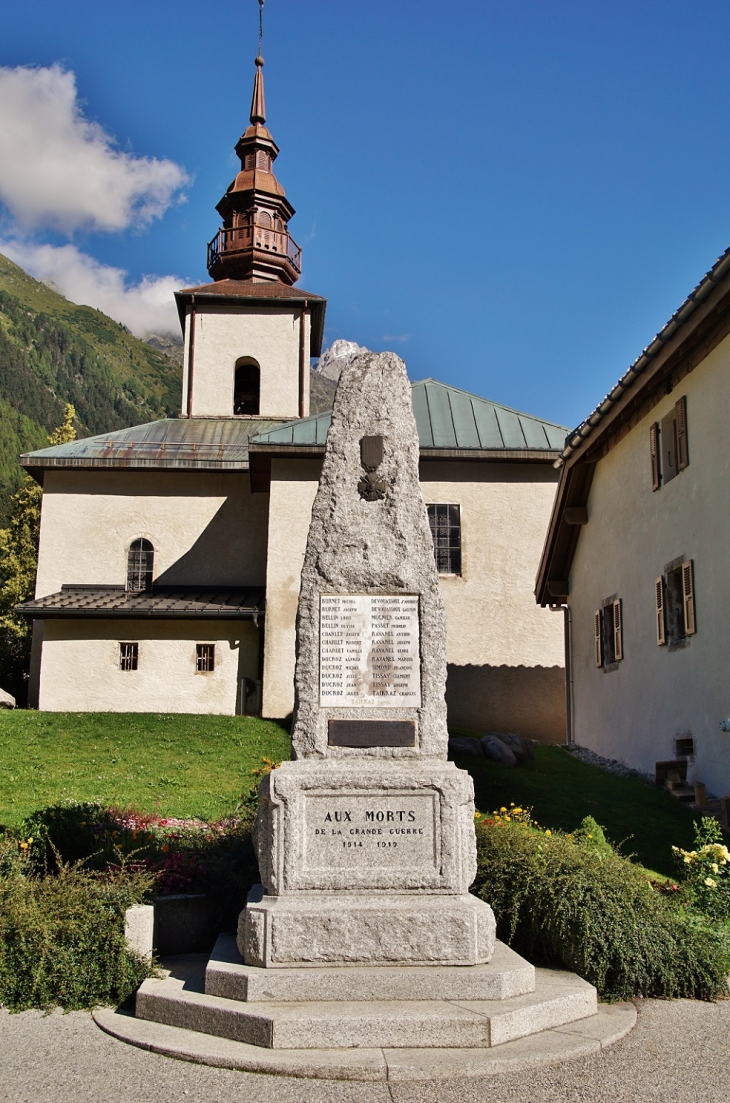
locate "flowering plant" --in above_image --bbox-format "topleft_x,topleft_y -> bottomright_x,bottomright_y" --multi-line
673,817 -> 730,922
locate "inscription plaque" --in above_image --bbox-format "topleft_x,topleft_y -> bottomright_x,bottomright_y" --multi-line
319,594 -> 421,706
303,792 -> 438,873
328,719 -> 416,748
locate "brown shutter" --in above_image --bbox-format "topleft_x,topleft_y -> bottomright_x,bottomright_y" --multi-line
594,610 -> 603,667
649,423 -> 660,490
682,560 -> 696,635
675,396 -> 688,470
612,599 -> 623,661
657,577 -> 670,644
655,577 -> 666,645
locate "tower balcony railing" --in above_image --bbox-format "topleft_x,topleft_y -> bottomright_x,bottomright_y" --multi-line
207,225 -> 302,274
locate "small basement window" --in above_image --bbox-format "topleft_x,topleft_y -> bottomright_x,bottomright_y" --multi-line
427,504 -> 461,575
196,644 -> 215,673
119,642 -> 139,671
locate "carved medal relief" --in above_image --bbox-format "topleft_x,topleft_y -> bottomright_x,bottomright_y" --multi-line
319,593 -> 421,707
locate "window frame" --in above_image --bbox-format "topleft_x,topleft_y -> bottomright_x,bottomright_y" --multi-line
196,643 -> 216,674
119,642 -> 139,671
594,597 -> 623,672
427,503 -> 462,577
126,538 -> 154,592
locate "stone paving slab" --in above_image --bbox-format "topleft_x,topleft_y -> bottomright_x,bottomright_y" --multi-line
94,1000 -> 636,1081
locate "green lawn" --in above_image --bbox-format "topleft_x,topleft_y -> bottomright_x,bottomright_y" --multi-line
453,743 -> 699,878
0,712 -> 292,828
0,712 -> 699,878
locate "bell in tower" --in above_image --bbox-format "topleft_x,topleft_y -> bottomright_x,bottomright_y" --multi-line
207,55 -> 301,285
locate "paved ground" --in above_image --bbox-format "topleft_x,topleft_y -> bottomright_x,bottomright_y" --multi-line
1,998 -> 729,1103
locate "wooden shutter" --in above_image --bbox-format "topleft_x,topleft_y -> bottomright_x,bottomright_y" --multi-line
594,610 -> 603,667
682,560 -> 696,635
612,599 -> 623,661
649,423 -> 660,490
675,396 -> 688,470
655,577 -> 666,645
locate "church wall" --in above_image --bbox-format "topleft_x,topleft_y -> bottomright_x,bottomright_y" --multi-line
35,470 -> 268,597
261,457 -> 566,741
37,618 -> 260,714
182,306 -> 310,419
262,458 -> 320,719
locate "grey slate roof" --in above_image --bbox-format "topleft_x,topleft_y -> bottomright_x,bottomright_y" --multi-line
20,379 -> 568,477
251,378 -> 568,453
18,585 -> 266,619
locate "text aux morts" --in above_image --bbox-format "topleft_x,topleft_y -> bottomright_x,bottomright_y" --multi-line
314,807 -> 424,848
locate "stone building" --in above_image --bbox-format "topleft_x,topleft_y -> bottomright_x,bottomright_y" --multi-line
537,244 -> 730,792
19,58 -> 568,741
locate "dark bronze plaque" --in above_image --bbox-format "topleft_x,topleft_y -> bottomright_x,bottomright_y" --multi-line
328,719 -> 416,748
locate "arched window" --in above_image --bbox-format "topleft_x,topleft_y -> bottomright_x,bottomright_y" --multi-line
258,211 -> 271,229
234,358 -> 260,416
126,538 -> 154,592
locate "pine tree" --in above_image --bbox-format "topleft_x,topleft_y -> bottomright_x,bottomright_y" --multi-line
0,405 -> 76,702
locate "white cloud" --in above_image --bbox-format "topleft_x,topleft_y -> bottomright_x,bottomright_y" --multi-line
382,333 -> 411,343
0,64 -> 189,233
2,240 -> 185,337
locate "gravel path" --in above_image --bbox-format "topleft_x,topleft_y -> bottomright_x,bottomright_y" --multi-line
1,998 -> 729,1103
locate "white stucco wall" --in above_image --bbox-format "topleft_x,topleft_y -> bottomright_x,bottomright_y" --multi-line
261,457 -> 565,739
38,618 -> 260,714
569,330 -> 730,795
182,305 -> 310,419
35,470 -> 268,597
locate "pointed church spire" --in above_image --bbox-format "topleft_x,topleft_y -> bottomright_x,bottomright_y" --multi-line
250,55 -> 266,125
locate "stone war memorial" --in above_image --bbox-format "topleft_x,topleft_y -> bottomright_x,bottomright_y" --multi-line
101,353 -> 635,1080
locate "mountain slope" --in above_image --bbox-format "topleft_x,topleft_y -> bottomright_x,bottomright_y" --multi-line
0,252 -> 182,523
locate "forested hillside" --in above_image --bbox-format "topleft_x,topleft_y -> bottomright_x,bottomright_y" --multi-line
0,252 -> 182,523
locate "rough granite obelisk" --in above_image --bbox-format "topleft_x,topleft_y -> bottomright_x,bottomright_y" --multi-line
240,350 -> 495,968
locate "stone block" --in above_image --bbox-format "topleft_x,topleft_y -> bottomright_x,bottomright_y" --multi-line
254,759 -> 477,895
124,904 -> 153,960
239,888 -> 495,968
205,933 -> 534,1002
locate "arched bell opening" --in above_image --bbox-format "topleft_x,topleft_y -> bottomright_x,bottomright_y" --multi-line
234,358 -> 261,415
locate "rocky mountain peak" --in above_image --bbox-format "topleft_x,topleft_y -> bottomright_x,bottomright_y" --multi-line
312,339 -> 369,382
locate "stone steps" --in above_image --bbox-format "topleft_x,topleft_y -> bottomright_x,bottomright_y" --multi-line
135,953 -> 598,1051
205,933 -> 536,1002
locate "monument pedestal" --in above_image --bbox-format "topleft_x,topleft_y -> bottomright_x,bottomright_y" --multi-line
241,887 -> 495,968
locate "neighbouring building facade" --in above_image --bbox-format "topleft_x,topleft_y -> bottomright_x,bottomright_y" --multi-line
19,57 -> 568,740
537,244 -> 730,795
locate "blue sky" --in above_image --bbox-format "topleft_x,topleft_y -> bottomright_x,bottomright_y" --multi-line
2,1 -> 730,430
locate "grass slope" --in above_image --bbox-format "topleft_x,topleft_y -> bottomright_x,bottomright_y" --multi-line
0,252 -> 182,523
0,711 -> 698,877
0,712 -> 291,828
455,746 -> 699,877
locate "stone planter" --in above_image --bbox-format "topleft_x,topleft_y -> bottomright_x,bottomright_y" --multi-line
153,893 -> 218,956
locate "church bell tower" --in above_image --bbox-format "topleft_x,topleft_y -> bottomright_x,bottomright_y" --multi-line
207,55 -> 301,285
175,47 -> 326,422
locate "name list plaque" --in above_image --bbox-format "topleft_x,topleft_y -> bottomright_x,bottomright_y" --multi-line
319,594 -> 421,707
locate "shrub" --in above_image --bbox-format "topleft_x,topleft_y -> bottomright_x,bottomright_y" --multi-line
473,810 -> 730,1001
0,838 -> 153,1012
673,816 -> 730,923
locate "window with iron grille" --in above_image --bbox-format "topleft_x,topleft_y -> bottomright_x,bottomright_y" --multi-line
427,504 -> 461,575
196,643 -> 215,673
119,642 -> 139,671
126,538 -> 154,592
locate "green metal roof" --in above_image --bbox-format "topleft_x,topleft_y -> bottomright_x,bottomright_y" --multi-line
251,379 -> 568,452
20,417 -> 289,475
